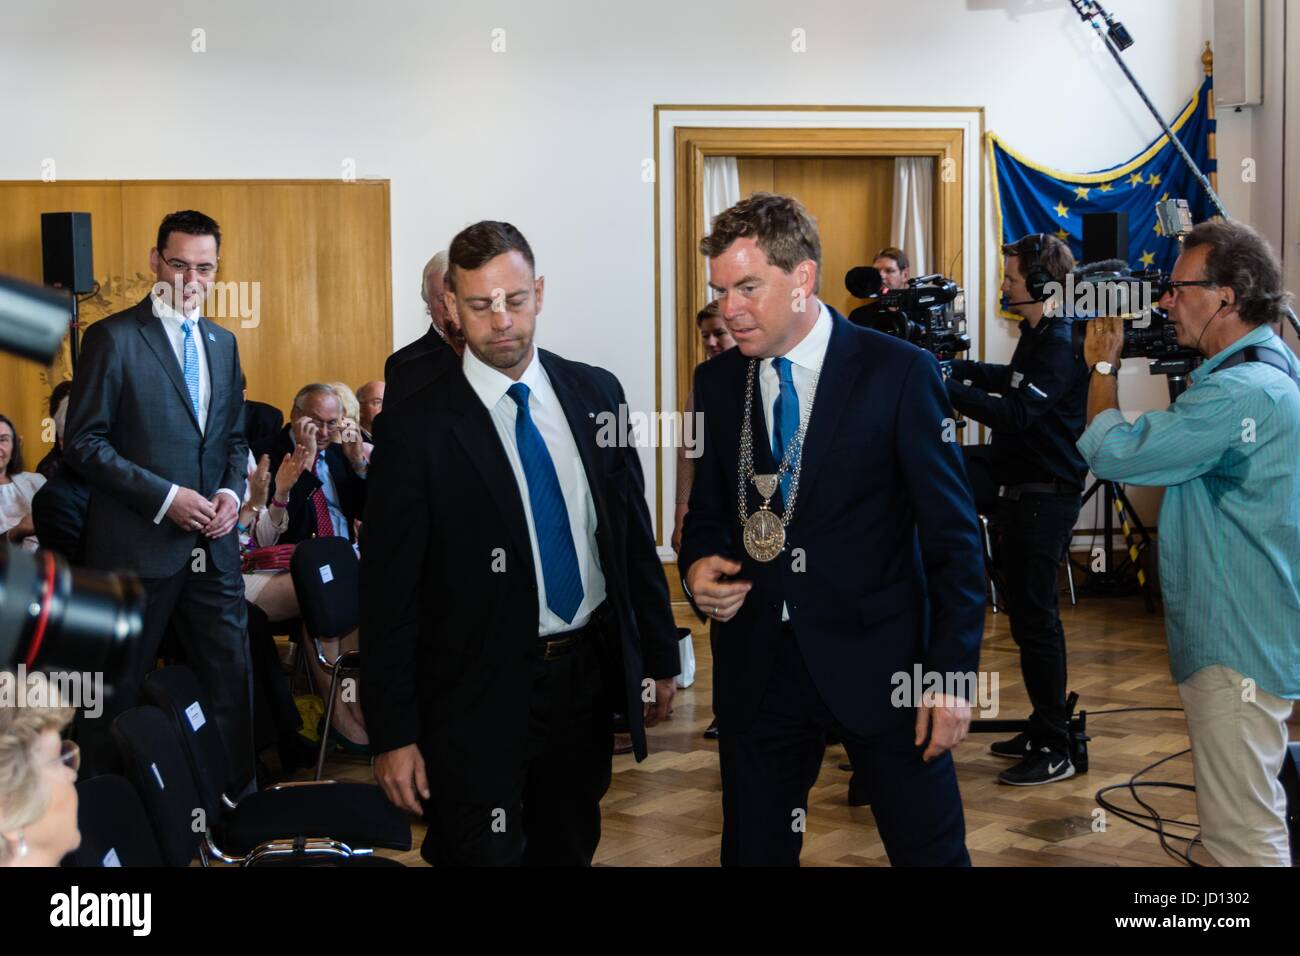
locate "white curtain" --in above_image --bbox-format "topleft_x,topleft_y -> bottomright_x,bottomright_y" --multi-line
703,156 -> 741,238
891,156 -> 934,277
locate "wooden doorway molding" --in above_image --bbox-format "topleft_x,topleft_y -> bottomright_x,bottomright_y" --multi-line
652,105 -> 986,552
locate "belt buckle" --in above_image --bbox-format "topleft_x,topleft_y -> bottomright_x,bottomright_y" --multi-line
540,635 -> 571,660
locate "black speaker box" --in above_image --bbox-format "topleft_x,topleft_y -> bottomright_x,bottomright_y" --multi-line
1081,212 -> 1129,265
41,211 -> 95,294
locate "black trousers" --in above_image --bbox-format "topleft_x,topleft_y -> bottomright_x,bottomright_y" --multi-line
990,492 -> 1081,756
77,539 -> 254,793
420,633 -> 614,867
719,629 -> 970,867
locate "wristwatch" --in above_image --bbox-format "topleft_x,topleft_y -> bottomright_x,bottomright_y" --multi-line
1092,360 -> 1120,377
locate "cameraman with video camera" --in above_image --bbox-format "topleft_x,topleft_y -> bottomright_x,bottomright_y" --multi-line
946,233 -> 1088,786
1079,219 -> 1299,866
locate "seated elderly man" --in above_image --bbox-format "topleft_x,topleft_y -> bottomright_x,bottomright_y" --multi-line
262,383 -> 370,752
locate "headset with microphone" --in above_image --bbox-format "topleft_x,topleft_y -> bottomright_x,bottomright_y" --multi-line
1004,233 -> 1057,307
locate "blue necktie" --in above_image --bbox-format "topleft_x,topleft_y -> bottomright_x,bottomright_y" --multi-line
180,319 -> 201,421
507,383 -> 584,624
771,356 -> 800,503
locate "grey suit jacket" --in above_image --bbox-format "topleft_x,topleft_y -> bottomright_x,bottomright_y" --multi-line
65,295 -> 248,577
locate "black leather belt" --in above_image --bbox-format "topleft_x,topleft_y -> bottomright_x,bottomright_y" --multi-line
531,606 -> 607,661
534,631 -> 583,660
1000,481 -> 1082,500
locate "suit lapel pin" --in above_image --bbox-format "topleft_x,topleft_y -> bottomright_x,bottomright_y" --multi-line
208,332 -> 216,342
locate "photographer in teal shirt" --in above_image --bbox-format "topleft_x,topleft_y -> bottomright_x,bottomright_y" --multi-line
1078,220 -> 1299,866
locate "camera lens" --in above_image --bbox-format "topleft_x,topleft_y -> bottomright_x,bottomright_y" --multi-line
0,545 -> 141,692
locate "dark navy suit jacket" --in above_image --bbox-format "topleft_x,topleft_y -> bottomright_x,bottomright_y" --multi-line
678,308 -> 986,735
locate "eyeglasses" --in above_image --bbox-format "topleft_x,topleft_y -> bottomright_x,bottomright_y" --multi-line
44,739 -> 80,773
161,257 -> 217,278
1159,279 -> 1219,299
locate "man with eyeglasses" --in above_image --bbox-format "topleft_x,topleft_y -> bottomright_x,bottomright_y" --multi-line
65,209 -> 256,793
1079,219 -> 1300,866
265,383 -> 369,546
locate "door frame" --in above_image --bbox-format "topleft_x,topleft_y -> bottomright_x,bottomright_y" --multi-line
652,105 -> 986,553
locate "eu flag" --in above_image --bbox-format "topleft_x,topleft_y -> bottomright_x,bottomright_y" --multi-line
989,75 -> 1216,319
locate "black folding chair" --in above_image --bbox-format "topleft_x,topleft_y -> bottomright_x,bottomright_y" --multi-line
289,536 -> 364,779
110,707 -> 211,866
140,665 -> 410,865
65,774 -> 164,867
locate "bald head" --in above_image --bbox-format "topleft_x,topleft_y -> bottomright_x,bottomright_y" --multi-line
357,380 -> 384,433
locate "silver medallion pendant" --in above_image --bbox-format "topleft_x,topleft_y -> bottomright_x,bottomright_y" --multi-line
743,506 -> 786,562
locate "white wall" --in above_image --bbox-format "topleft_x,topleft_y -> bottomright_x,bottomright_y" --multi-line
0,0 -> 1247,530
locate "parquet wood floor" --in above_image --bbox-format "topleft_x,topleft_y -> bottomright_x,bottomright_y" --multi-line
315,591 -> 1295,867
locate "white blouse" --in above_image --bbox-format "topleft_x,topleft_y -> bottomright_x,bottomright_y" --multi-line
0,471 -> 47,551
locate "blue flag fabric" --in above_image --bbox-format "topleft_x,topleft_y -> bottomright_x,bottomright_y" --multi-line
989,75 -> 1216,319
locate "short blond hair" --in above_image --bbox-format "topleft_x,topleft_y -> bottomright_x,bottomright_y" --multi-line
0,672 -> 73,865
329,382 -> 361,423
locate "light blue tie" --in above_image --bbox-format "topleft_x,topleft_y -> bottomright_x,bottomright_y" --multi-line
507,382 -> 584,624
180,319 -> 201,421
771,356 -> 800,503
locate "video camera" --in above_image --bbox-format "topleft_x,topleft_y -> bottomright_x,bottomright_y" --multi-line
1063,261 -> 1199,364
844,266 -> 972,361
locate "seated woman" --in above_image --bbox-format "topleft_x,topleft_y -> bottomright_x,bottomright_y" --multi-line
0,671 -> 80,867
0,414 -> 47,551
239,447 -> 369,753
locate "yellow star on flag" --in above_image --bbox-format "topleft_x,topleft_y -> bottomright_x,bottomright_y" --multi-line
1074,186 -> 1091,200
1147,172 -> 1162,188
1129,171 -> 1145,187
1140,251 -> 1156,267
1055,229 -> 1069,241
1160,192 -> 1170,202
1098,181 -> 1114,192
1154,220 -> 1164,236
1054,201 -> 1069,218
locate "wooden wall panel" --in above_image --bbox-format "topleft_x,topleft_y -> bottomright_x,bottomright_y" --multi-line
118,181 -> 392,421
0,183 -> 126,466
0,180 -> 391,468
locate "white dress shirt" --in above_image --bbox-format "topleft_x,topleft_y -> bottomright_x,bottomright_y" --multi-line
758,299 -> 832,621
462,345 -> 607,636
150,294 -> 240,524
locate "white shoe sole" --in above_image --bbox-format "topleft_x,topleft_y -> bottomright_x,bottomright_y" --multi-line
997,763 -> 1076,786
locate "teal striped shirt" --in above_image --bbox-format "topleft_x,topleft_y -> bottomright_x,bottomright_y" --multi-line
1077,324 -> 1300,698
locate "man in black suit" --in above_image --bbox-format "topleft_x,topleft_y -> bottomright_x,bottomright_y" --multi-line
680,193 -> 987,866
64,209 -> 254,790
383,250 -> 464,408
241,372 -> 284,462
265,384 -> 369,545
361,221 -> 680,866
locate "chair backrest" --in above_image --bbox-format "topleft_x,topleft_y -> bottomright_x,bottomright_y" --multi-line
141,665 -> 228,817
67,774 -> 164,867
290,536 -> 361,641
109,707 -> 209,867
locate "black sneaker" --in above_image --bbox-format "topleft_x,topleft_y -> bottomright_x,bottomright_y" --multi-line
703,718 -> 719,740
989,731 -> 1033,760
997,747 -> 1075,786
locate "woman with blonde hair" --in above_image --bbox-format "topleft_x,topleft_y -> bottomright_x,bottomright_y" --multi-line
0,672 -> 80,866
328,382 -> 373,460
